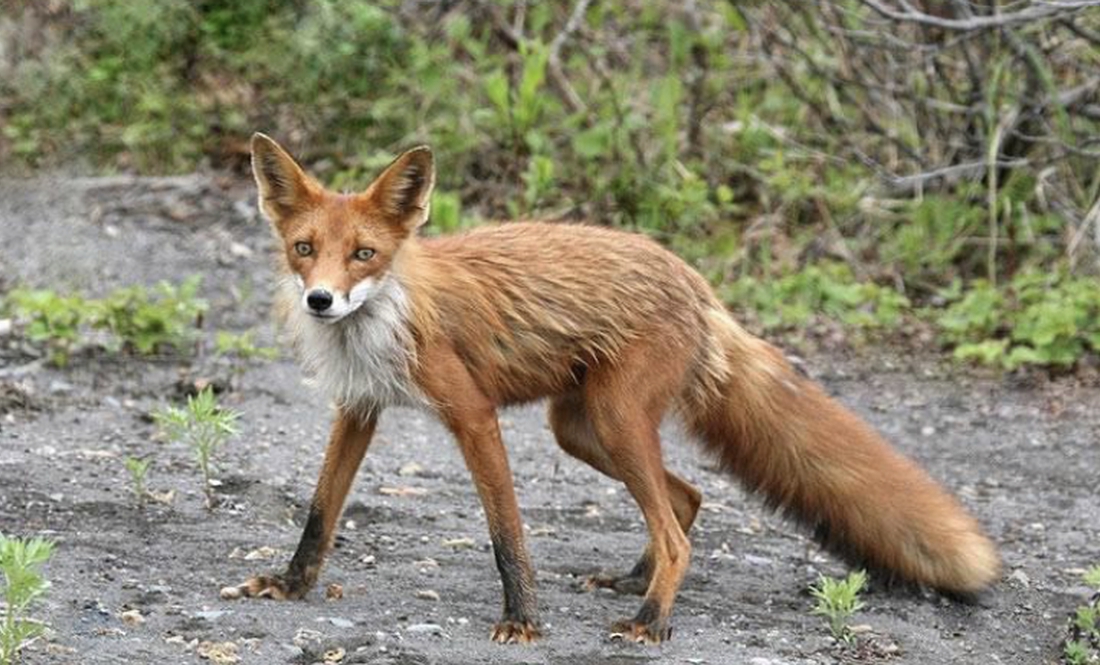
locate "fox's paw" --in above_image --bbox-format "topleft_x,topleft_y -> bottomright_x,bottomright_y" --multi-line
584,572 -> 649,596
220,574 -> 307,601
609,617 -> 672,645
490,620 -> 541,644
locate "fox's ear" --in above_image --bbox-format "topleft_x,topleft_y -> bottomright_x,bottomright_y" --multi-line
364,146 -> 435,230
250,133 -> 317,225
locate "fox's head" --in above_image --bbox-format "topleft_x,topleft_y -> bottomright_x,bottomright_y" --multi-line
250,133 -> 434,323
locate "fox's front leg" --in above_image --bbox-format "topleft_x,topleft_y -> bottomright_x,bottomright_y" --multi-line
452,409 -> 540,642
417,347 -> 540,643
228,408 -> 377,600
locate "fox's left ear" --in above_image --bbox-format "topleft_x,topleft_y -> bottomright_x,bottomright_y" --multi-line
364,146 -> 435,231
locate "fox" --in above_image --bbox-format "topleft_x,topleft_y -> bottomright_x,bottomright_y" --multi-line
224,133 -> 1000,644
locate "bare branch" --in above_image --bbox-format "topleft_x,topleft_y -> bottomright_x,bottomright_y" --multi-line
858,0 -> 1100,32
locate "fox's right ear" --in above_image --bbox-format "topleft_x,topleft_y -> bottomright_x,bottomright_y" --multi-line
250,133 -> 317,226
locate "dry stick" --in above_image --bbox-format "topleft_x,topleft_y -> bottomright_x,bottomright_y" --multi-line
860,0 -> 1100,32
547,0 -> 592,116
986,108 -> 1018,286
1066,195 -> 1100,269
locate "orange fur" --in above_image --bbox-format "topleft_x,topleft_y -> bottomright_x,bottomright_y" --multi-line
238,135 -> 1000,644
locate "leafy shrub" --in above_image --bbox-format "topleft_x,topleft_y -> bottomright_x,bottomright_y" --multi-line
3,290 -> 89,366
938,271 -> 1100,369
723,262 -> 910,332
91,276 -> 206,355
2,278 -> 206,363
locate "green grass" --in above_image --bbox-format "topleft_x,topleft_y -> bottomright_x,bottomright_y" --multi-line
810,570 -> 868,644
0,535 -> 55,665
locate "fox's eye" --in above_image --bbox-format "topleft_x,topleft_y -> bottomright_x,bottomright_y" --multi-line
354,248 -> 376,261
294,242 -> 312,257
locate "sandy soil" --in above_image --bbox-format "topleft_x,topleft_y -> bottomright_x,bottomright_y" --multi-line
0,176 -> 1096,664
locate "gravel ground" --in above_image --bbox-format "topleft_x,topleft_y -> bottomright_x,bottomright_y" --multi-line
0,176 -> 1097,664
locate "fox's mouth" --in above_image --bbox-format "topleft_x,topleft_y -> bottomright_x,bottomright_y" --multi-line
305,300 -> 365,324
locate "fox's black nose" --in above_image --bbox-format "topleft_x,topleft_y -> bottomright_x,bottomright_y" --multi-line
306,289 -> 333,312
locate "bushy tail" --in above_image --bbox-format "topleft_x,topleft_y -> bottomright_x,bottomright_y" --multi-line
685,313 -> 1000,594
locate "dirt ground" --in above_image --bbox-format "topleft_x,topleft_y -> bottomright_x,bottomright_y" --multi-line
0,176 -> 1096,665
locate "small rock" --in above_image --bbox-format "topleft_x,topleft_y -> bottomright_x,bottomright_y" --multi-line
1009,569 -> 1031,587
405,623 -> 445,635
849,624 -> 874,634
359,554 -> 376,566
323,647 -> 346,663
293,628 -> 324,647
197,640 -> 239,664
325,583 -> 344,600
193,610 -> 230,622
219,586 -> 243,600
415,589 -> 440,602
920,425 -> 936,437
318,616 -> 355,629
378,486 -> 427,497
229,242 -> 253,259
48,380 -> 74,395
237,546 -> 278,561
0,319 -> 12,336
119,609 -> 145,626
441,537 -> 476,550
398,462 -> 424,477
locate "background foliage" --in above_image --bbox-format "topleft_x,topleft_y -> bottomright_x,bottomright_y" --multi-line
1,0 -> 1098,368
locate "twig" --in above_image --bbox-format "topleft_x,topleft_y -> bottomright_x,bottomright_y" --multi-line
859,0 -> 1100,32
547,0 -> 593,115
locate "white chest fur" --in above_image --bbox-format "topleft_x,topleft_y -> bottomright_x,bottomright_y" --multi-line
282,276 -> 423,412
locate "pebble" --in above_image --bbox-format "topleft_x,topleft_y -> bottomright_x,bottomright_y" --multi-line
318,616 -> 354,629
415,589 -> 440,601
323,646 -> 346,663
398,462 -> 424,477
1008,569 -> 1031,587
119,609 -> 145,626
219,586 -> 243,600
197,640 -> 239,664
229,242 -> 253,259
442,537 -> 476,550
193,610 -> 230,622
405,623 -> 445,635
325,583 -> 344,600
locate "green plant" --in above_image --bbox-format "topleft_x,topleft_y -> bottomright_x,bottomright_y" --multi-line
123,456 -> 151,504
153,387 -> 239,509
2,278 -> 207,365
3,289 -> 90,366
1062,565 -> 1100,665
723,262 -> 910,333
0,534 -> 55,665
213,331 -> 278,362
1065,639 -> 1095,665
938,271 -> 1100,369
92,276 -> 206,355
810,570 -> 867,644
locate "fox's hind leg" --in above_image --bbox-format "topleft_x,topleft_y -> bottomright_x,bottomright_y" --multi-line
560,335 -> 697,643
549,391 -> 701,596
